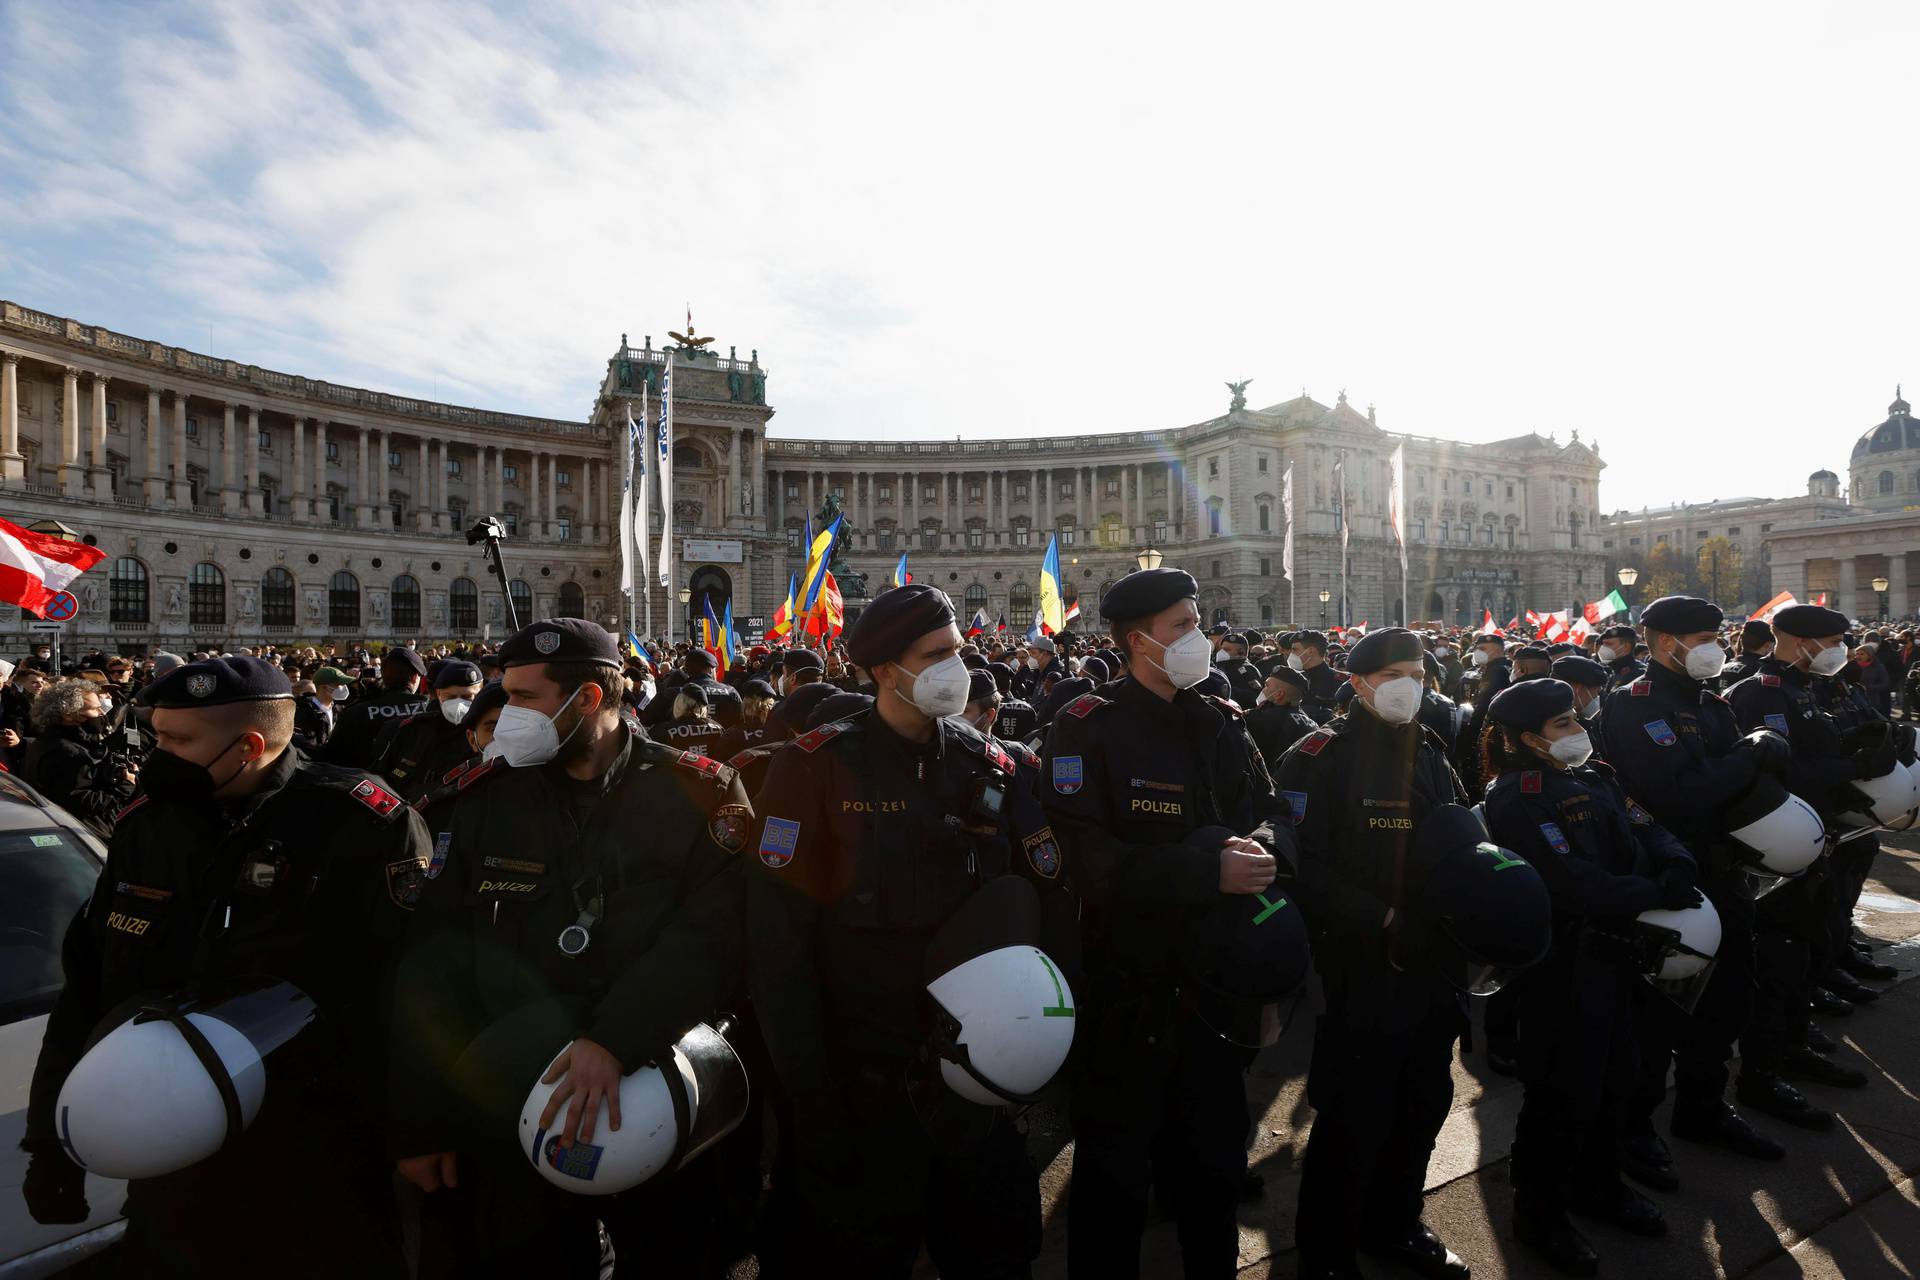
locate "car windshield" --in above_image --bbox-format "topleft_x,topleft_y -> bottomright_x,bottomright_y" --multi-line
0,828 -> 99,1024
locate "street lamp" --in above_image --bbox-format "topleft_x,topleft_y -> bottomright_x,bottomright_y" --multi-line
1616,565 -> 1638,610
1873,575 -> 1890,619
1137,547 -> 1163,571
26,519 -> 78,542
1318,588 -> 1331,628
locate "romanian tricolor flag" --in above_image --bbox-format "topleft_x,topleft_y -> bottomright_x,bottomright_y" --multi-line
806,570 -> 846,641
769,574 -> 798,642
800,515 -> 842,618
701,596 -> 729,677
1037,535 -> 1065,635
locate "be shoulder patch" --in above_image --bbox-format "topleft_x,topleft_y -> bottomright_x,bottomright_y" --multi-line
1062,692 -> 1107,720
759,816 -> 801,868
351,778 -> 405,821
1629,679 -> 1652,697
792,722 -> 848,753
1298,730 -> 1332,757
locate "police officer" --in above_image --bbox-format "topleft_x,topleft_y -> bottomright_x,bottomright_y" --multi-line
24,657 -> 431,1277
1277,626 -> 1471,1280
1287,629 -> 1347,723
712,678 -> 780,761
392,619 -> 751,1276
963,667 -> 1044,801
1418,651 -> 1467,757
374,660 -> 484,802
746,583 -> 1063,1277
1720,618 -> 1776,689
321,646 -> 431,769
654,681 -> 729,755
1600,596 -> 1790,1185
1483,679 -> 1695,1274
1552,654 -> 1613,762
404,681 -> 508,813
1818,639 -> 1904,1000
1596,625 -> 1644,689
1726,605 -> 1874,1105
1017,633 -> 1066,701
992,660 -> 1040,745
1043,568 -> 1293,1279
1248,659 -> 1320,768
1214,632 -> 1263,706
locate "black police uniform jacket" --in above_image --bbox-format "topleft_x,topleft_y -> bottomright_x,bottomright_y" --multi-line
1273,706 -> 1466,1028
1726,658 -> 1863,820
1598,662 -> 1760,869
658,712 -> 730,755
996,695 -> 1039,746
1217,657 -> 1262,707
26,749 -> 430,1256
393,724 -> 751,1155
319,686 -> 431,770
746,710 -> 1066,1102
374,705 -> 473,803
1040,678 -> 1286,983
1300,660 -> 1347,724
1605,654 -> 1647,690
1246,698 -> 1319,770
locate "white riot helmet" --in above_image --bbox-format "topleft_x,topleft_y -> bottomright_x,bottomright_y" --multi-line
1723,774 -> 1825,880
56,983 -> 316,1180
925,876 -> 1077,1106
1841,763 -> 1920,830
1634,899 -> 1723,981
518,1021 -> 748,1196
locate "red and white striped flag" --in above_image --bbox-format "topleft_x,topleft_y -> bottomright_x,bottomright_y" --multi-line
0,517 -> 105,616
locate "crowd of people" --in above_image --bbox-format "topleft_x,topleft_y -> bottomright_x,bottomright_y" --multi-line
9,576 -> 1919,1280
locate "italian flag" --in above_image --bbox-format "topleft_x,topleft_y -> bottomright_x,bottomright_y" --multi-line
0,517 -> 105,616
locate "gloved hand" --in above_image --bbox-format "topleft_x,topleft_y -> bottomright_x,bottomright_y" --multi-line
1740,729 -> 1791,778
22,1147 -> 89,1225
1894,725 -> 1919,769
1656,866 -> 1702,911
1854,730 -> 1899,780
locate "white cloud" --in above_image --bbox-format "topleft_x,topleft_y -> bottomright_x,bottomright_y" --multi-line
4,0 -> 1920,511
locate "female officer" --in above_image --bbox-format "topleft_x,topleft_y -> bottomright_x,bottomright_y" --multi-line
1482,679 -> 1700,1276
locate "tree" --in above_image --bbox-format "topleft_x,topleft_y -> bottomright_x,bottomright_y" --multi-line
1695,537 -> 1744,608
1642,541 -> 1694,600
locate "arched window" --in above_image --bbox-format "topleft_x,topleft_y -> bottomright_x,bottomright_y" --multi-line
110,557 -> 149,623
509,579 -> 533,626
262,568 -> 295,628
189,562 -> 224,626
450,578 -> 478,630
391,575 -> 421,631
964,583 -> 988,613
328,571 -> 360,628
558,581 -> 585,619
674,444 -> 706,469
1009,582 -> 1033,620
1880,470 -> 1896,494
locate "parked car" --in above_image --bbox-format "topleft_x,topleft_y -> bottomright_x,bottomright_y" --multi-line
0,770 -> 125,1278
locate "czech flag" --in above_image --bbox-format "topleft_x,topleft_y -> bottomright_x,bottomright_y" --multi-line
1037,535 -> 1065,635
967,608 -> 989,637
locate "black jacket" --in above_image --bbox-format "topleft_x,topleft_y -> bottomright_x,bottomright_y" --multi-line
374,707 -> 473,803
320,687 -> 431,770
23,724 -> 133,836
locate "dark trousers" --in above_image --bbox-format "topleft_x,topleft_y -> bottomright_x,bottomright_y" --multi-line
1511,946 -> 1636,1224
1830,834 -> 1880,955
1628,874 -> 1755,1124
1484,983 -> 1521,1052
1748,862 -> 1833,1074
1295,990 -> 1462,1270
763,1076 -> 1040,1279
1067,1005 -> 1255,1280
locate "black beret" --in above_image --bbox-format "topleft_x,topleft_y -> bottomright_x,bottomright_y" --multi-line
806,691 -> 874,729
764,682 -> 840,739
1079,654 -> 1110,682
434,661 -> 483,690
961,653 -> 987,670
1263,662 -> 1309,694
1347,627 -> 1424,676
1198,670 -> 1234,702
1243,629 -> 1264,645
1599,624 -> 1637,644
780,648 -> 824,674
500,618 -> 621,670
1472,631 -> 1507,647
676,682 -> 710,706
1546,643 -> 1579,657
684,649 -> 717,674
143,656 -> 293,708
1294,629 -> 1331,651
1489,677 -> 1575,730
742,678 -> 778,700
966,669 -> 997,704
1551,655 -> 1611,687
1099,568 -> 1199,622
1772,604 -> 1849,639
845,584 -> 956,668
1739,619 -> 1775,647
986,661 -> 1014,695
1640,595 -> 1722,635
1422,650 -> 1442,681
460,680 -> 508,731
1514,645 -> 1552,663
384,647 -> 428,678
1334,680 -> 1356,707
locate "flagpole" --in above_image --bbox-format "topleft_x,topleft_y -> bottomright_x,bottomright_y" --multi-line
622,404 -> 637,646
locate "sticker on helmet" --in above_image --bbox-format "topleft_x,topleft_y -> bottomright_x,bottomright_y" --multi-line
1052,755 -> 1084,795
1644,719 -> 1677,747
541,1132 -> 603,1179
759,816 -> 800,868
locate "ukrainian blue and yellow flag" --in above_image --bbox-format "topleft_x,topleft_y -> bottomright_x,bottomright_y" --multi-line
1037,534 -> 1066,635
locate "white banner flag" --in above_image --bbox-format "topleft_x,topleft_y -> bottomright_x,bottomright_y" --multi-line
1389,441 -> 1407,572
635,378 -> 650,588
656,359 -> 673,589
619,404 -> 637,598
1281,462 -> 1294,582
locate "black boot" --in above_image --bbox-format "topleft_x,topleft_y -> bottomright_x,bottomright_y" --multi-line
1486,1035 -> 1521,1078
1811,986 -> 1856,1017
1782,1045 -> 1870,1089
1359,1222 -> 1470,1280
1672,1103 -> 1787,1159
1569,1183 -> 1667,1238
1514,1213 -> 1598,1277
1804,1023 -> 1840,1054
1841,950 -> 1900,982
1735,1073 -> 1834,1130
1825,970 -> 1881,1005
1617,1130 -> 1679,1193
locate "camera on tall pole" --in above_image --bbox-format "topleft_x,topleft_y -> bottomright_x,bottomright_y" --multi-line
467,517 -> 519,632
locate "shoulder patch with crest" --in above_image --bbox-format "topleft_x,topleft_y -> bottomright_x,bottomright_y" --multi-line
1297,730 -> 1333,757
1051,755 -> 1084,794
759,816 -> 801,868
709,802 -> 751,854
1644,719 -> 1677,747
385,855 -> 427,910
1539,822 -> 1570,856
1022,826 -> 1061,879
1062,693 -> 1107,719
351,778 -> 405,821
792,722 -> 848,753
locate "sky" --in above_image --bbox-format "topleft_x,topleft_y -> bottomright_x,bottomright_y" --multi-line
3,0 -> 1918,515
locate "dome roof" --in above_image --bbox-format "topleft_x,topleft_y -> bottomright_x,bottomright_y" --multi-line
1853,387 -> 1919,458
1810,468 -> 1837,481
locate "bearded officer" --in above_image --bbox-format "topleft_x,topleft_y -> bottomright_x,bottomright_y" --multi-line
1599,596 -> 1790,1186
1277,627 -> 1472,1280
374,659 -> 484,802
321,646 -> 432,769
1042,568 -> 1292,1280
392,618 -> 752,1276
746,583 -> 1066,1277
23,656 -> 431,1278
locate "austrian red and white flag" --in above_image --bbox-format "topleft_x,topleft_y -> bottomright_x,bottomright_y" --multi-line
1480,609 -> 1495,633
0,517 -> 104,616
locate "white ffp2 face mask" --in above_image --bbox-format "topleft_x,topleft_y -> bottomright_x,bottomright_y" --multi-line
1365,675 -> 1423,725
1679,641 -> 1726,681
1144,629 -> 1213,689
1287,653 -> 1306,672
896,654 -> 972,719
1597,645 -> 1620,664
484,688 -> 583,767
1807,643 -> 1848,678
439,697 -> 473,725
1547,730 -> 1594,768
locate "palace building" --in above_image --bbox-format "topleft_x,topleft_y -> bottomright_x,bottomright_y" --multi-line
0,298 -> 1608,652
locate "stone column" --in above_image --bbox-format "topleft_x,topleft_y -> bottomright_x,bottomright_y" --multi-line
313,420 -> 330,521
753,433 -> 767,532
88,375 -> 109,497
1838,555 -> 1858,618
729,430 -> 742,524
545,451 -> 558,538
1081,465 -> 1092,529
943,470 -> 954,537
435,439 -> 451,532
292,416 -> 308,521
1889,550 -> 1910,620
354,426 -> 370,527
371,430 -> 387,527
493,446 -> 505,521
1039,467 -> 1051,536
772,467 -> 784,531
243,407 -> 262,515
581,455 -> 596,542
144,390 -> 164,505
1131,462 -> 1143,535
221,403 -> 240,514
60,368 -> 82,496
0,353 -> 21,483
985,469 -> 995,540
804,470 -> 816,522
171,393 -> 191,506
415,439 -> 431,531
905,470 -> 916,534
